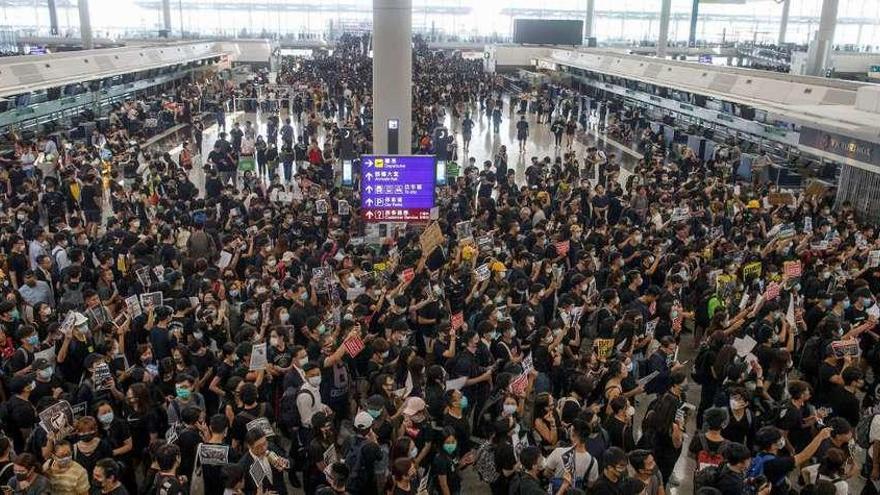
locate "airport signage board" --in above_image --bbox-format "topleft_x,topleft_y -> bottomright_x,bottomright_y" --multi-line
361,155 -> 436,222
799,126 -> 880,167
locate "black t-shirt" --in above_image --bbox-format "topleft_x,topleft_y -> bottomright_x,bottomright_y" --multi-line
516,120 -> 529,138
177,428 -> 202,479
776,402 -> 810,452
431,451 -> 461,495
0,396 -> 35,452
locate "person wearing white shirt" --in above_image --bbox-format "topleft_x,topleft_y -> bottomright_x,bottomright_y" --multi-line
297,363 -> 325,428
543,421 -> 600,491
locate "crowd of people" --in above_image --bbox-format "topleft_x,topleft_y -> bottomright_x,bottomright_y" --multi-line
0,31 -> 876,495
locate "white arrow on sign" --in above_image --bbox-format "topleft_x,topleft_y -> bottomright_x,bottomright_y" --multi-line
366,211 -> 374,219
364,159 -> 373,167
365,186 -> 373,193
364,173 -> 373,180
366,198 -> 374,206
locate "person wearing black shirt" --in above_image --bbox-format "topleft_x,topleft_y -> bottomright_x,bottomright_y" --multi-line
153,444 -> 187,495
93,458 -> 130,495
827,367 -> 863,427
709,442 -> 753,495
515,116 -> 529,153
604,397 -> 635,452
592,447 -> 629,495
750,426 -> 831,495
0,374 -> 37,453
506,446 -> 544,495
461,115 -> 474,152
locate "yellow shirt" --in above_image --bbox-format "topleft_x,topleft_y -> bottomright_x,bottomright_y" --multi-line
43,460 -> 90,495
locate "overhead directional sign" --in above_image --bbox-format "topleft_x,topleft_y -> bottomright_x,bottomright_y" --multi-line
361,155 -> 436,222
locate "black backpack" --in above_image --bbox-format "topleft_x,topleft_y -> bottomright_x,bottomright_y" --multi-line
798,335 -> 823,380
693,463 -> 724,492
279,385 -> 314,432
692,344 -> 714,386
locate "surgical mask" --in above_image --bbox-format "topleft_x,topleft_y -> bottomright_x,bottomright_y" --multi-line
367,409 -> 382,419
843,299 -> 851,310
300,292 -> 309,301
299,357 -> 309,367
626,405 -> 636,417
98,412 -> 114,425
55,456 -> 72,468
270,337 -> 279,347
37,367 -> 53,380
864,298 -> 873,307
27,335 -> 38,346
503,404 -> 517,416
776,438 -> 786,450
459,396 -> 469,409
443,443 -> 457,455
280,313 -> 290,323
193,331 -> 203,341
409,446 -> 418,458
308,376 -> 322,387
317,324 -> 327,335
176,386 -> 191,400
824,298 -> 833,307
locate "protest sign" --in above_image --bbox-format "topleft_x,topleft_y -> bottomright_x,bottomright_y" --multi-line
249,343 -> 268,371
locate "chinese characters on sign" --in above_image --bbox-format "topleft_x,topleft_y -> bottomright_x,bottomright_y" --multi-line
361,155 -> 436,222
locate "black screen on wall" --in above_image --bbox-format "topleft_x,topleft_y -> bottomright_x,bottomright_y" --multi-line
513,19 -> 583,45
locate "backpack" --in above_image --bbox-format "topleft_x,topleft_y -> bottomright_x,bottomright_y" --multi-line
855,413 -> 879,449
798,335 -> 823,379
693,464 -> 724,492
280,385 -> 314,431
692,344 -> 714,386
747,452 -> 785,486
695,434 -> 724,471
474,441 -> 498,483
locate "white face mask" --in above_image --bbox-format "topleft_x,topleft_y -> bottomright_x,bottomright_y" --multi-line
626,405 -> 636,418
776,438 -> 786,450
308,375 -> 322,387
502,404 -> 517,416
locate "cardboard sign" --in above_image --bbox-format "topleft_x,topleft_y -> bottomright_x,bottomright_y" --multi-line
338,200 -> 350,216
783,260 -> 802,278
419,222 -> 445,255
135,267 -> 151,289
474,263 -> 491,282
139,292 -> 163,309
93,363 -> 113,391
742,262 -> 762,280
870,250 -> 880,269
831,339 -> 860,358
594,338 -> 615,359
764,282 -> 781,301
249,343 -> 268,371
39,400 -> 74,437
344,334 -> 365,357
768,192 -> 794,206
804,216 -> 813,233
671,207 -> 690,222
198,444 -> 230,466
555,240 -> 570,256
315,199 -> 329,214
217,250 -> 233,269
451,312 -> 464,331
733,336 -> 758,358
246,417 -> 275,437
804,180 -> 828,200
445,376 -> 467,391
508,373 -> 528,395
249,457 -> 267,487
401,268 -> 415,283
311,267 -> 333,293
476,234 -> 494,252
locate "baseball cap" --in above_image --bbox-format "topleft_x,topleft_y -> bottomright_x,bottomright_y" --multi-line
354,411 -> 374,430
401,397 -> 426,416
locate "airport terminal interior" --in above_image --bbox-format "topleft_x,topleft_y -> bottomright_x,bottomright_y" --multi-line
5,1 -> 880,495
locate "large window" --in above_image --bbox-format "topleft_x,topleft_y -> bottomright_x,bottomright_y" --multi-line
0,0 -> 878,46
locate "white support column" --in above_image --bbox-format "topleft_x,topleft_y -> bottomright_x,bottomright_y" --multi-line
778,0 -> 791,45
372,0 -> 413,155
584,0 -> 595,41
657,0 -> 671,58
807,0 -> 839,76
162,0 -> 172,34
78,0 -> 93,49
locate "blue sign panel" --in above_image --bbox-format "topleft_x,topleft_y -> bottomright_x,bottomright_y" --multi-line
360,155 -> 436,222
